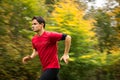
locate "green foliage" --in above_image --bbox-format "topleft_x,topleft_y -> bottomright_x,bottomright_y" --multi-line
45,0 -> 59,4
0,0 -> 46,79
90,6 -> 120,54
47,0 -> 95,55
60,52 -> 120,80
93,10 -> 116,53
0,0 -> 120,80
0,54 -> 40,80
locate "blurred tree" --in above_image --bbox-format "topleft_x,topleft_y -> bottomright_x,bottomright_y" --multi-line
84,0 -> 120,54
107,6 -> 120,53
46,0 -> 95,80
0,0 -> 46,79
1,0 -> 120,80
48,0 -> 94,55
93,10 -> 116,53
45,0 -> 59,4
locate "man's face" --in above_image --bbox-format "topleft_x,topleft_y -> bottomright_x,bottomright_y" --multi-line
32,19 -> 43,32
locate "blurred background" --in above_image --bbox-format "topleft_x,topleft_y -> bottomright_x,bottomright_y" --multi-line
0,0 -> 120,80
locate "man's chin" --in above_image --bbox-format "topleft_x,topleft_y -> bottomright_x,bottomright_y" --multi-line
33,30 -> 38,32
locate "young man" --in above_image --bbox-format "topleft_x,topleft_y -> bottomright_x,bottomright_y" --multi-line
22,16 -> 71,80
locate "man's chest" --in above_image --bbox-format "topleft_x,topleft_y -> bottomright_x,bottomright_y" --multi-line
32,37 -> 51,48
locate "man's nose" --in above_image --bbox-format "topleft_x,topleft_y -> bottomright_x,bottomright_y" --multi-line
32,25 -> 34,29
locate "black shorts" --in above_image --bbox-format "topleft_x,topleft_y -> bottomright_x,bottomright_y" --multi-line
39,68 -> 59,80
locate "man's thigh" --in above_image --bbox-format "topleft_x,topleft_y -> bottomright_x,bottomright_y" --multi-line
39,68 -> 59,80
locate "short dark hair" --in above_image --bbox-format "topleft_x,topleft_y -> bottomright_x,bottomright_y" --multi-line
32,16 -> 45,28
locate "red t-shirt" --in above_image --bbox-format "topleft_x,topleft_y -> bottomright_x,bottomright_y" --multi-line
32,31 -> 62,71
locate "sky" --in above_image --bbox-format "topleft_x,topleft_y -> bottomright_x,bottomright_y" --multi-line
87,0 -> 119,9
88,0 -> 107,7
94,0 -> 108,7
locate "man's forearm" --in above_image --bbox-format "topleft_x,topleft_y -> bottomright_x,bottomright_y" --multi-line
30,49 -> 38,59
64,35 -> 71,54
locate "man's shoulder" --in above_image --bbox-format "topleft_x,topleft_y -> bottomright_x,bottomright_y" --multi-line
31,34 -> 37,40
45,31 -> 60,34
44,31 -> 55,35
45,31 -> 52,33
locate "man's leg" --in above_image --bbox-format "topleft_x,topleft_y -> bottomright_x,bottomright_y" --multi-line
55,75 -> 59,80
39,68 -> 59,80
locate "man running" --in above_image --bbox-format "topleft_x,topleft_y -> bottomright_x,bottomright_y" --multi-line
22,16 -> 71,80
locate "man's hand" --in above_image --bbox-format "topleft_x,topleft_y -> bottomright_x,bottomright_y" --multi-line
22,55 -> 32,64
60,54 -> 69,64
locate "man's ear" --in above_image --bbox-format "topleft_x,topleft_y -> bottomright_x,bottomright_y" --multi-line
41,23 -> 44,26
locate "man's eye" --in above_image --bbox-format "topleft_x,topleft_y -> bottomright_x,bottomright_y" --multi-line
33,23 -> 37,25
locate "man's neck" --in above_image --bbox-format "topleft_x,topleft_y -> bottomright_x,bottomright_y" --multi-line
37,29 -> 45,36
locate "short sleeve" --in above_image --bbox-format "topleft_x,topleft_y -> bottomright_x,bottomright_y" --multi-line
32,39 -> 37,51
49,32 -> 62,42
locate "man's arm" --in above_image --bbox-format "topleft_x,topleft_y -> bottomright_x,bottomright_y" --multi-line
30,49 -> 38,59
60,35 -> 71,64
22,49 -> 38,64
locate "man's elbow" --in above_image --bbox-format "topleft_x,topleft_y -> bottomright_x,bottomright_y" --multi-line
66,35 -> 71,40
